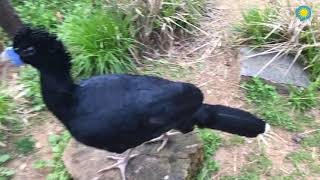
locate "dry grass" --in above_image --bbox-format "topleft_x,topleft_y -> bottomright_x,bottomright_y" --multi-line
235,0 -> 320,81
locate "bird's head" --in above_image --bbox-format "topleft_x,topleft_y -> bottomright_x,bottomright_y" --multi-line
1,26 -> 71,72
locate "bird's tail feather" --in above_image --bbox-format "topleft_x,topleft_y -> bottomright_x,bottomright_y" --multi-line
192,104 -> 267,137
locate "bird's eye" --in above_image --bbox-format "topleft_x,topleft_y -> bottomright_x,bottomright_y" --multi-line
20,46 -> 36,57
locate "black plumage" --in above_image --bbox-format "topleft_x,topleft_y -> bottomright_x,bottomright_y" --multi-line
9,27 -> 268,178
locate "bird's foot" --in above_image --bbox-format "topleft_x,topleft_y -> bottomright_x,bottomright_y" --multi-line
97,153 -> 139,180
257,124 -> 285,147
146,130 -> 181,152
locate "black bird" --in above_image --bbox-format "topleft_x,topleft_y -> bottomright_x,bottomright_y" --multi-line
1,27 -> 270,180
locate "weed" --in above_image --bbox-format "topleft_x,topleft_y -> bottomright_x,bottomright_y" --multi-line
245,153 -> 273,174
15,137 -> 35,155
58,6 -> 136,78
0,154 -> 15,179
196,129 -> 221,180
288,85 -> 319,112
302,131 -> 320,147
235,7 -> 281,46
0,92 -> 22,147
309,163 -> 320,174
0,93 -> 10,125
19,67 -> 45,111
221,173 -> 259,180
0,167 -> 15,179
46,131 -> 71,180
286,151 -> 313,164
0,155 -> 11,165
293,113 -> 317,129
222,136 -> 245,147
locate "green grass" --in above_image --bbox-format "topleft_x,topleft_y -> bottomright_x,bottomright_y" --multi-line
58,6 -> 136,78
241,78 -> 299,131
11,0 -> 90,31
15,137 -> 35,155
285,150 -> 320,177
302,131 -> 320,148
286,151 -> 313,164
235,7 -> 281,46
196,129 -> 221,180
288,83 -> 319,112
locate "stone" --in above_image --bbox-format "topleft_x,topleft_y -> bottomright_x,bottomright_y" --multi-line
63,132 -> 204,180
239,47 -> 311,89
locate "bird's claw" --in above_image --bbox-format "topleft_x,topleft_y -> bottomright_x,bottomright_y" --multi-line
97,153 -> 139,180
145,130 -> 181,152
257,124 -> 285,147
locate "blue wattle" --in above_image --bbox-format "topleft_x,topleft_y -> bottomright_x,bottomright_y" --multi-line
5,47 -> 24,66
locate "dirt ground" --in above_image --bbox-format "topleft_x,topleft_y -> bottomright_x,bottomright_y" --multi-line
2,0 -> 319,179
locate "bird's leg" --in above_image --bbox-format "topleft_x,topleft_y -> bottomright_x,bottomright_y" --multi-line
146,130 -> 181,152
97,149 -> 139,180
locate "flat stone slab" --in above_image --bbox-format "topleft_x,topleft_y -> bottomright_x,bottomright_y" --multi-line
239,47 -> 311,88
63,132 -> 204,180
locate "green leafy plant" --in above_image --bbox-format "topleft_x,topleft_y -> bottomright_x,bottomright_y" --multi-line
0,93 -> 10,126
0,154 -> 15,179
0,155 -> 11,165
58,6 -> 136,78
15,137 -> 35,155
0,167 -> 15,179
46,131 -> 71,180
19,67 -> 45,111
196,129 -> 221,180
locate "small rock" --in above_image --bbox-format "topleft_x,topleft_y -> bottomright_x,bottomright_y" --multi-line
35,142 -> 42,149
292,134 -> 304,144
19,163 -> 27,170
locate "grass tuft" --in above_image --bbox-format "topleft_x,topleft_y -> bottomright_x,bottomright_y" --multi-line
241,78 -> 299,131
196,129 -> 221,180
58,6 -> 137,78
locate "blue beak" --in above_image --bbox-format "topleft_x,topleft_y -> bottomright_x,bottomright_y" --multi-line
1,47 -> 25,66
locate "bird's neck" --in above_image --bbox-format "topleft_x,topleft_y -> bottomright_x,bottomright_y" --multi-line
40,70 -> 77,122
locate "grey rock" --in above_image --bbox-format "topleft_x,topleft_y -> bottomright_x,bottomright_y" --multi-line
239,47 -> 311,88
63,132 -> 204,180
